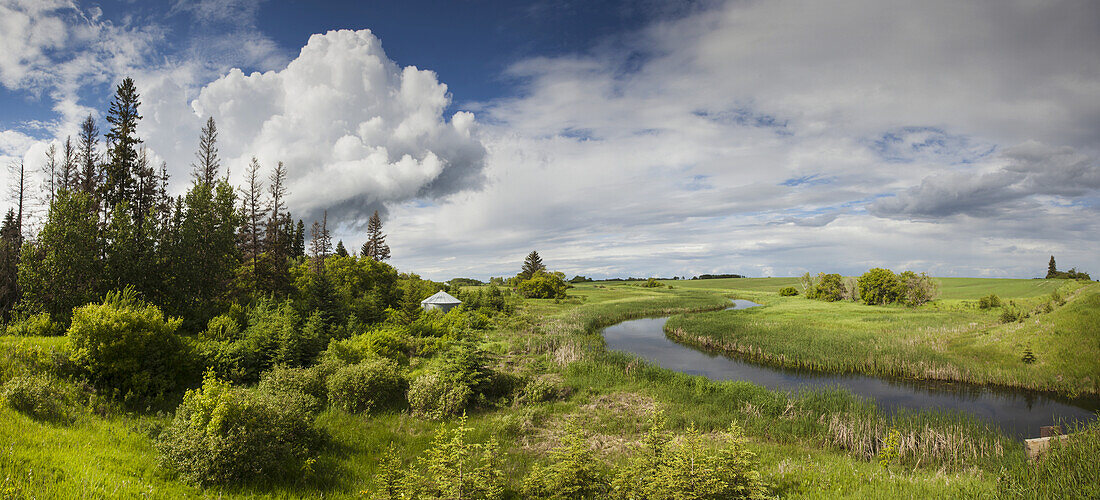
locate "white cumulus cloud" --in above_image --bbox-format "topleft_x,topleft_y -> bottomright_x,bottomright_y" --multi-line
191,29 -> 487,225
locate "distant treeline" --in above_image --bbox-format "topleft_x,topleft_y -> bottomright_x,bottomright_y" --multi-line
691,274 -> 745,280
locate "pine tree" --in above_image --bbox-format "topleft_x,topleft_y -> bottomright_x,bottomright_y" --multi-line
294,219 -> 306,258
7,161 -> 26,243
519,251 -> 545,281
361,210 -> 390,260
238,157 -> 269,295
335,240 -> 348,257
60,136 -> 76,192
42,143 -> 58,208
0,209 -> 21,319
263,161 -> 291,296
1047,256 -> 1058,279
309,211 -> 332,274
77,115 -> 101,197
103,77 -> 142,211
191,117 -> 220,185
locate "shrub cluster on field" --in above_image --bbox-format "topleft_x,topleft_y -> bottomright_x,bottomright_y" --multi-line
797,268 -> 939,306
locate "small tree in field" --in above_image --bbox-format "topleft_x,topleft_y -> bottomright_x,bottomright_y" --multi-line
858,268 -> 903,305
519,251 -> 546,281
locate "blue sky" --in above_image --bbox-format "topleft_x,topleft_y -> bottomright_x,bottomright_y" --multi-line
1,0 -> 1098,281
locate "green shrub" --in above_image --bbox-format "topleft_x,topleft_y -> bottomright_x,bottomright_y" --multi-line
520,376 -> 563,404
67,288 -> 190,403
517,271 -> 570,299
5,312 -> 60,337
200,314 -> 240,342
156,372 -> 323,486
899,271 -> 939,306
778,287 -> 798,297
375,416 -> 504,499
641,278 -> 663,288
808,273 -> 845,302
1,373 -> 81,422
1001,306 -> 1027,323
257,365 -> 327,415
523,420 -> 610,498
326,358 -> 406,414
324,326 -> 410,365
857,268 -> 903,305
1050,289 -> 1066,306
978,294 -> 1002,309
408,373 -> 472,420
609,416 -> 766,499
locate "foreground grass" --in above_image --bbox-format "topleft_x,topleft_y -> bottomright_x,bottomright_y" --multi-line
664,279 -> 1100,395
3,281 -> 1089,497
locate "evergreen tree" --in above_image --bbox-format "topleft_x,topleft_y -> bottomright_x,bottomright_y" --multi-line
294,219 -> 306,258
238,157 -> 269,296
42,143 -> 58,208
1047,256 -> 1058,279
7,161 -> 26,241
361,210 -> 390,260
60,136 -> 76,191
0,209 -> 21,319
18,190 -> 102,324
309,211 -> 332,274
165,180 -> 239,329
519,251 -> 546,281
103,77 -> 142,211
262,161 -> 292,296
77,115 -> 101,196
191,116 -> 220,185
335,240 -> 348,257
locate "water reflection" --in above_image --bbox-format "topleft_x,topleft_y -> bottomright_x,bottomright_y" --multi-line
602,301 -> 1099,439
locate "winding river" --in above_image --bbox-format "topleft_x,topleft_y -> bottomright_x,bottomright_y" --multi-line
602,300 -> 1099,438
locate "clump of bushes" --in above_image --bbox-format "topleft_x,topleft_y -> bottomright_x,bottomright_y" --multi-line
641,278 -> 664,288
519,376 -> 564,404
778,286 -> 798,297
517,270 -> 571,299
326,358 -> 407,414
1,373 -> 81,422
67,288 -> 192,404
408,373 -> 474,420
157,372 -> 324,486
408,341 -> 498,419
978,294 -> 1002,309
857,268 -> 939,306
5,312 -> 61,337
257,365 -> 328,415
1000,305 -> 1029,323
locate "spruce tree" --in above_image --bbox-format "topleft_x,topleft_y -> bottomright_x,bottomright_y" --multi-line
1047,256 -> 1058,279
60,136 -> 76,192
238,157 -> 268,296
335,240 -> 348,257
263,161 -> 291,296
519,251 -> 546,281
103,77 -> 142,211
361,210 -> 390,260
309,211 -> 332,274
191,117 -> 220,185
294,219 -> 306,258
0,209 -> 20,319
77,115 -> 101,196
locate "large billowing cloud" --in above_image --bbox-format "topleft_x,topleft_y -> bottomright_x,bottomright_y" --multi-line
191,29 -> 487,226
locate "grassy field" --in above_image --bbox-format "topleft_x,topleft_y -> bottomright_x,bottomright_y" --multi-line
662,278 -> 1100,395
2,280 -> 1095,497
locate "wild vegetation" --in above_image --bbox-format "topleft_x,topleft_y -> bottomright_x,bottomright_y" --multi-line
0,78 -> 1095,497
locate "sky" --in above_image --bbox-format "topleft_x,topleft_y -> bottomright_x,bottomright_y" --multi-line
0,0 -> 1098,281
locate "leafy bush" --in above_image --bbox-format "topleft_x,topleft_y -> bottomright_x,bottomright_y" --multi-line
641,278 -> 663,288
1,373 -> 81,422
5,312 -> 60,337
324,326 -> 410,365
257,365 -> 327,415
978,294 -> 1002,309
517,271 -> 570,299
326,358 -> 407,414
67,288 -> 190,403
375,416 -> 504,499
408,372 -> 473,420
1001,306 -> 1028,323
807,273 -> 845,302
520,376 -> 563,404
778,286 -> 798,297
857,268 -> 903,305
898,271 -> 939,306
200,314 -> 240,342
156,372 -> 323,486
201,299 -> 308,384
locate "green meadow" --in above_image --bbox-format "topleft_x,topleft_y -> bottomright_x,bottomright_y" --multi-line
2,278 -> 1097,498
663,278 -> 1100,395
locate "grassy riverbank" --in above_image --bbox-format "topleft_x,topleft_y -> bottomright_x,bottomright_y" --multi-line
1,283 -> 1092,497
662,278 -> 1100,395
